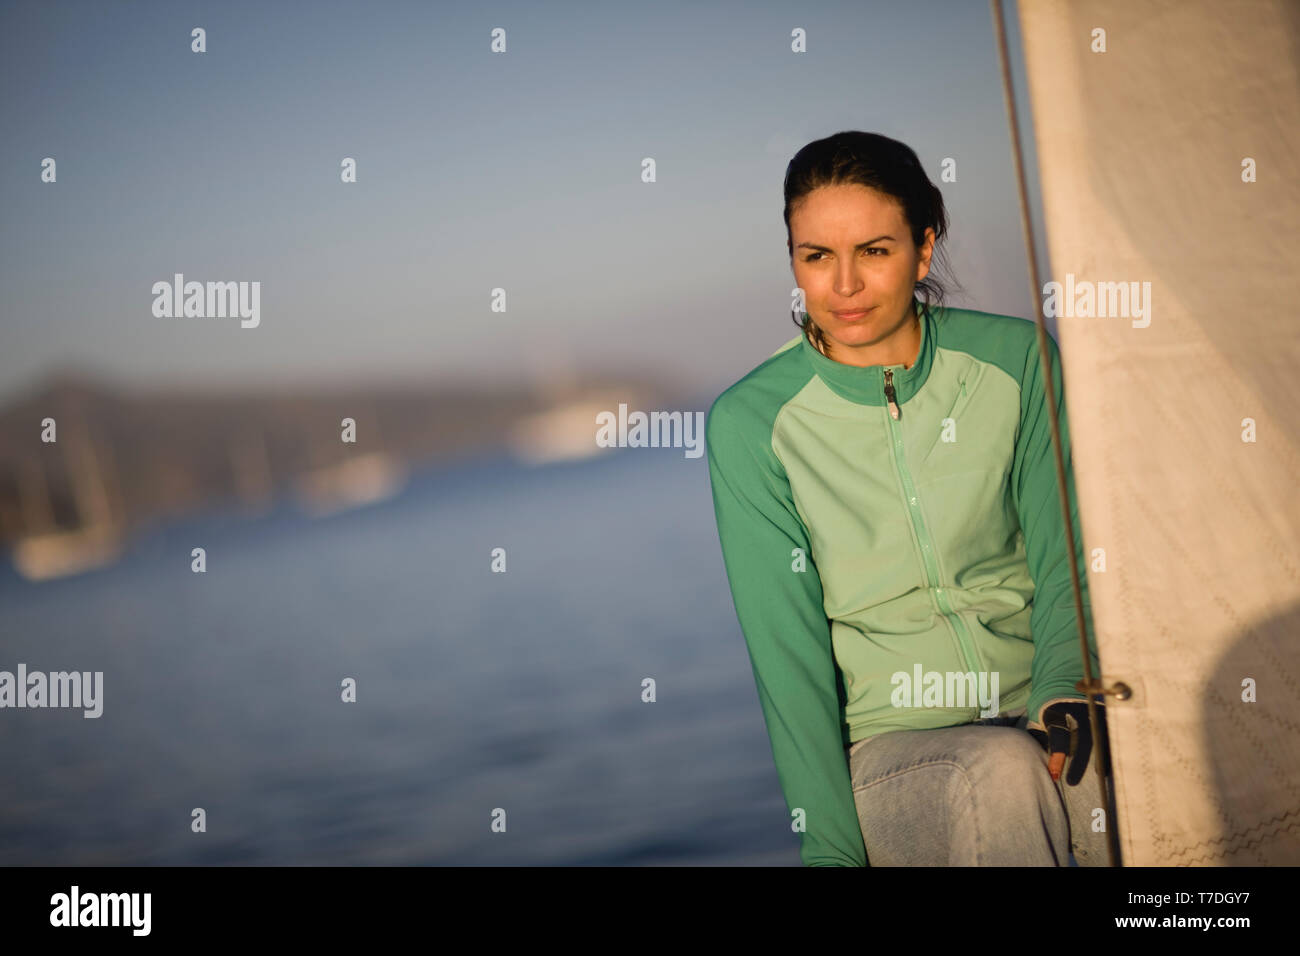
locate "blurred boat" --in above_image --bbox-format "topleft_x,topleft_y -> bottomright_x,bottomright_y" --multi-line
12,523 -> 123,582
9,403 -> 125,582
507,388 -> 658,466
507,399 -> 617,465
293,451 -> 408,517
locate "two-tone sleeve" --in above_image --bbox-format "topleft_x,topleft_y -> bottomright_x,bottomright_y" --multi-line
705,397 -> 868,867
1011,329 -> 1100,730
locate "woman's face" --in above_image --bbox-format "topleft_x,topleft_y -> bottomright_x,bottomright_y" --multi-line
788,183 -> 935,362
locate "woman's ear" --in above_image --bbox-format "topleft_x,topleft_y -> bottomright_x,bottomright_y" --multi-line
915,227 -> 936,282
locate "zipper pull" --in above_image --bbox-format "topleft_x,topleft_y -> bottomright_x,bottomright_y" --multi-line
883,368 -> 900,420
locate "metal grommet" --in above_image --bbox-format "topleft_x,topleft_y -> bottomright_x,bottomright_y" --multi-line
1074,678 -> 1132,701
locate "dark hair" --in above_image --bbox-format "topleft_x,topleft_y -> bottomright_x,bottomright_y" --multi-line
784,131 -> 961,354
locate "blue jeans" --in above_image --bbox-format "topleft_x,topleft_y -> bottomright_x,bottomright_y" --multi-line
846,715 -> 1109,866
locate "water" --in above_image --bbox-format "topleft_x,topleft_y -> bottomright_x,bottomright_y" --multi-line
0,447 -> 800,865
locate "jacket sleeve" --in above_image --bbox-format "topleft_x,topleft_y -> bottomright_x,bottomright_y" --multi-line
1012,329 -> 1100,730
705,397 -> 868,867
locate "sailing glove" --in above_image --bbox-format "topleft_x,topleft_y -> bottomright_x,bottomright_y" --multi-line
1026,698 -> 1110,786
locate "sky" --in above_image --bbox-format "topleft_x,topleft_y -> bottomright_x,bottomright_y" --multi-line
0,0 -> 1050,402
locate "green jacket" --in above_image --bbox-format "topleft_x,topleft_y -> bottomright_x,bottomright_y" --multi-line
705,300 -> 1098,866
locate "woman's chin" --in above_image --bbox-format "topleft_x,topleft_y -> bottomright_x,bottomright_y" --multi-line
822,322 -> 882,348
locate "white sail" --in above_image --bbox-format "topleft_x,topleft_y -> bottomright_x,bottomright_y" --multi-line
1013,0 -> 1300,864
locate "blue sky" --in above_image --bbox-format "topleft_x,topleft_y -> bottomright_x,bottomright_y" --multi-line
0,0 -> 1048,401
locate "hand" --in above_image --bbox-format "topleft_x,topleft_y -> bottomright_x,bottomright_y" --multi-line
1026,699 -> 1109,786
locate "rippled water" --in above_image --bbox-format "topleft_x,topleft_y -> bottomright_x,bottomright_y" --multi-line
0,445 -> 800,865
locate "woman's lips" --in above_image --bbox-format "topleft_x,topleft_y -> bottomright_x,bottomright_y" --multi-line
832,307 -> 876,319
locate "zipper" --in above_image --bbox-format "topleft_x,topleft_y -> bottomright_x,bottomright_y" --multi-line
882,368 -> 985,690
884,370 -> 900,420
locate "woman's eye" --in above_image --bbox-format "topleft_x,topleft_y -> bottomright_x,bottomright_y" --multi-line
804,250 -> 884,261
803,249 -> 884,261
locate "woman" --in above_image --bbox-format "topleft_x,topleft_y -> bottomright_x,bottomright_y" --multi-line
705,131 -> 1106,866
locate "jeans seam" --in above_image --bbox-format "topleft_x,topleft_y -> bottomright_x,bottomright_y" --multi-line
851,760 -> 982,865
851,758 -> 967,793
953,760 -> 981,865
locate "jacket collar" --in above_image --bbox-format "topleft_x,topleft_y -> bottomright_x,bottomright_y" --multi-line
798,298 -> 936,407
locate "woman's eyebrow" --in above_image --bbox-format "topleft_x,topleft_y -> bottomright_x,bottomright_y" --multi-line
796,235 -> 896,251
